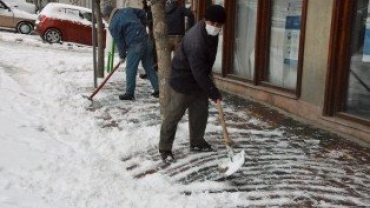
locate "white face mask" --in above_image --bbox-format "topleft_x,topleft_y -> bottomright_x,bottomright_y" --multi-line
205,24 -> 222,36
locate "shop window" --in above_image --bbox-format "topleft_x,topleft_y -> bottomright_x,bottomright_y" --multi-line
214,0 -> 306,94
346,0 -> 370,119
326,0 -> 370,123
266,0 -> 303,89
232,0 -> 258,79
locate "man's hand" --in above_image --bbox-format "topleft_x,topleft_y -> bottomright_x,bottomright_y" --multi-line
213,98 -> 222,104
213,93 -> 222,104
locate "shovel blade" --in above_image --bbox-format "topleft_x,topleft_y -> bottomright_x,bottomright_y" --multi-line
218,150 -> 245,176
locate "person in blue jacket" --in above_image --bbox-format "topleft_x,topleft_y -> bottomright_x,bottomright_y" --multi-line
102,1 -> 159,100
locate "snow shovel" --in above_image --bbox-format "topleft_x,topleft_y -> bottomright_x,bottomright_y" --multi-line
216,100 -> 245,177
84,61 -> 121,101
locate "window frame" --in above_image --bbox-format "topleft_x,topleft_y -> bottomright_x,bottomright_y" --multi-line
214,0 -> 308,97
324,0 -> 370,126
258,0 -> 308,96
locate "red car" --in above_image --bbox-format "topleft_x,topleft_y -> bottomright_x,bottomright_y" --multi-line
35,3 -> 106,46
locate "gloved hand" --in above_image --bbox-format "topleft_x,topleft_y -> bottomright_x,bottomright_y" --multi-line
211,94 -> 222,104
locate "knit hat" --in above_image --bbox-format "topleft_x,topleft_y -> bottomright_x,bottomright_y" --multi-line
125,0 -> 144,9
204,5 -> 226,24
102,5 -> 114,18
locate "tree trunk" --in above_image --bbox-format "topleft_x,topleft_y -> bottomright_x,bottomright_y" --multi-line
151,0 -> 171,118
93,0 -> 105,78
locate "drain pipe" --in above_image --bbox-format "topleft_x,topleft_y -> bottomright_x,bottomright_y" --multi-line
92,0 -> 97,88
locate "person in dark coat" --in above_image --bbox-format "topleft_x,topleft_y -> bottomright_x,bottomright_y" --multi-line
102,1 -> 159,100
158,5 -> 226,162
165,0 -> 194,52
139,0 -> 194,79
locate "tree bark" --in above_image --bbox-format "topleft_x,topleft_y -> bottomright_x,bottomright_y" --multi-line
93,0 -> 105,78
151,0 -> 171,118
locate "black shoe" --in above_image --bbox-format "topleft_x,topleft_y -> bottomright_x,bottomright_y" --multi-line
159,150 -> 174,163
151,91 -> 159,98
190,143 -> 214,152
139,73 -> 148,79
119,93 -> 134,100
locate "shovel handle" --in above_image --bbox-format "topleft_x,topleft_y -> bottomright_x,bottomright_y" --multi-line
88,62 -> 121,100
216,100 -> 232,147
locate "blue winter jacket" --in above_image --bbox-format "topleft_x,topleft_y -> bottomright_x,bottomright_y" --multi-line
109,8 -> 147,59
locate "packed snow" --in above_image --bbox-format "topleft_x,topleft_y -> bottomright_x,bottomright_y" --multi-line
0,31 -> 246,208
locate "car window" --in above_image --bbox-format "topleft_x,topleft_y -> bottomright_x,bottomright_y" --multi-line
0,1 -> 7,9
58,8 -> 82,19
81,12 -> 92,22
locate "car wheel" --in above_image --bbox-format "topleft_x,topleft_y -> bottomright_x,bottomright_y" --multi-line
44,29 -> 62,43
17,22 -> 33,34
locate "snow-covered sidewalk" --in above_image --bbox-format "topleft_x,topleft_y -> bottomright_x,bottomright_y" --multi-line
0,31 -> 369,208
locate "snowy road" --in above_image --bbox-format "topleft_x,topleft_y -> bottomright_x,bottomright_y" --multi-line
0,32 -> 369,208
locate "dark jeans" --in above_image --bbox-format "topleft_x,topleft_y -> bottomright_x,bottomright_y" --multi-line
126,37 -> 159,95
159,88 -> 209,152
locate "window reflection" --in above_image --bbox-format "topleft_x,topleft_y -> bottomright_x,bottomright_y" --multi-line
232,0 -> 258,79
267,0 -> 302,89
346,0 -> 370,119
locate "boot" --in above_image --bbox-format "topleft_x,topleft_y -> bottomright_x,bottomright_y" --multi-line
190,142 -> 214,152
151,91 -> 159,98
159,150 -> 174,163
139,73 -> 148,79
119,93 -> 134,100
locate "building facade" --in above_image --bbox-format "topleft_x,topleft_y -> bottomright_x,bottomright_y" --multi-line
28,0 -> 369,144
188,0 -> 369,144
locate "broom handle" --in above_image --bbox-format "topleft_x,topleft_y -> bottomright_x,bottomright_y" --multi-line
217,100 -> 232,147
88,62 -> 121,100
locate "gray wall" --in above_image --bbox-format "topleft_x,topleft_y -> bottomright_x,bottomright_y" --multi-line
300,0 -> 334,107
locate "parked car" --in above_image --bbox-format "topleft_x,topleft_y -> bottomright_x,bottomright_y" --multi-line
2,0 -> 36,14
35,3 -> 106,46
0,0 -> 37,34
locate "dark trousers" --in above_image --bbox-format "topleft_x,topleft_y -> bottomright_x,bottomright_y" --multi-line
159,88 -> 209,152
167,35 -> 183,54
